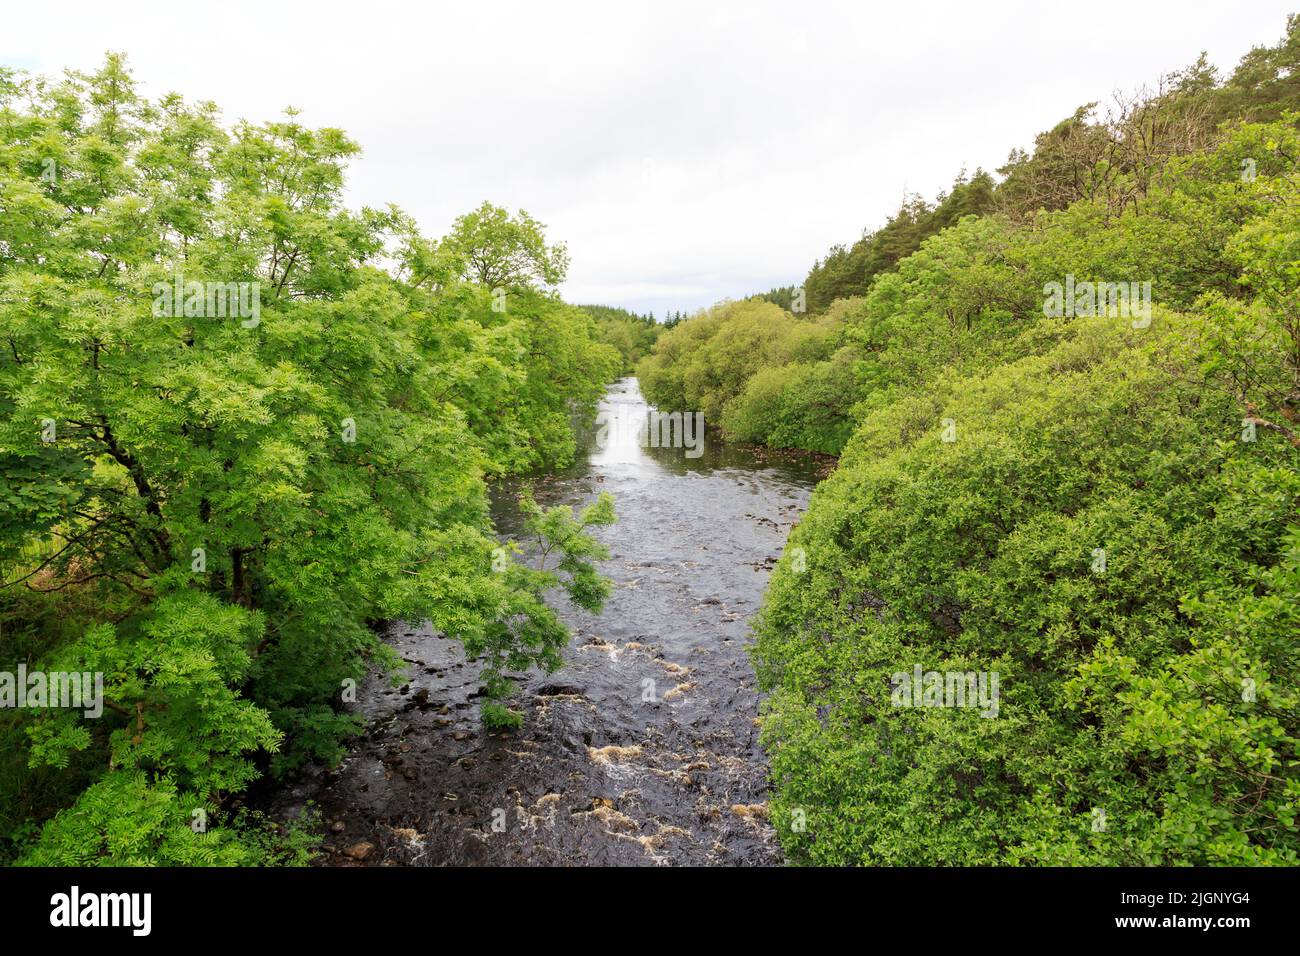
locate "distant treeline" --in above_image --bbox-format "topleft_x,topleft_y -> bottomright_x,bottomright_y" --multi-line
581,304 -> 674,371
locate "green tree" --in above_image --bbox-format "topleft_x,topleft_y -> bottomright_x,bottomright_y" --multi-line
0,56 -> 616,863
440,201 -> 570,289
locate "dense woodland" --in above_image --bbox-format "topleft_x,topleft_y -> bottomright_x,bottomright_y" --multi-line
639,17 -> 1300,863
0,58 -> 623,863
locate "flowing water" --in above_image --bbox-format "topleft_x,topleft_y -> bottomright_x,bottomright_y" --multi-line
270,378 -> 826,865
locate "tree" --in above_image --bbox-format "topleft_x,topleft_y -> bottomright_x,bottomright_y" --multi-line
0,56 -> 616,863
440,201 -> 570,289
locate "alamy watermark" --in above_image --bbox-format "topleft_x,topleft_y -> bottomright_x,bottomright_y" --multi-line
595,405 -> 705,458
50,886 -> 151,936
891,664 -> 999,718
1,665 -> 103,718
1043,275 -> 1152,328
152,275 -> 261,328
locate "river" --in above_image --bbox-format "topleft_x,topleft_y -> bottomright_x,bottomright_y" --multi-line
270,378 -> 826,865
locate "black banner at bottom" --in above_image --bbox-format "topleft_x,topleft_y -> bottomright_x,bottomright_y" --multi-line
0,865 -> 1288,941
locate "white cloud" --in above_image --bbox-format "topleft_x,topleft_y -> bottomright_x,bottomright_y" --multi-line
2,0 -> 1293,314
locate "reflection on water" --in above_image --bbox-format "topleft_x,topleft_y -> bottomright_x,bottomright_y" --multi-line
587,379 -> 654,468
580,377 -> 807,476
588,383 -> 706,467
272,378 -> 826,866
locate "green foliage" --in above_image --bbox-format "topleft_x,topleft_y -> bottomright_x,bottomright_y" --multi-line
789,16 -> 1300,318
581,304 -> 662,373
636,298 -> 845,448
1199,14 -> 1300,125
441,290 -> 621,474
754,285 -> 800,311
754,112 -> 1300,864
0,56 -> 617,863
804,170 -> 996,312
438,201 -> 570,289
459,490 -> 616,730
18,770 -> 320,866
720,347 -> 859,456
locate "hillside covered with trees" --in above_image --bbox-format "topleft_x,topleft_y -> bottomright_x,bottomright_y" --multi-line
639,16 -> 1300,864
580,304 -> 663,372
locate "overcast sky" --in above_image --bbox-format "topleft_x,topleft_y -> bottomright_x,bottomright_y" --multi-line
3,1 -> 1296,316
